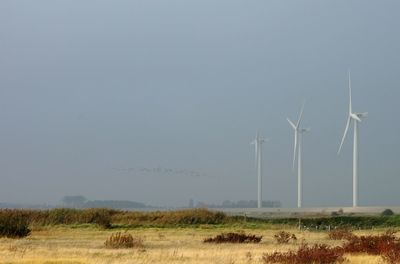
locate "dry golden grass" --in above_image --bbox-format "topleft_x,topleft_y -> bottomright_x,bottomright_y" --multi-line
0,226 -> 391,264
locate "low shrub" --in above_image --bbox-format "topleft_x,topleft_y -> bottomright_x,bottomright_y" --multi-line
342,230 -> 399,255
382,245 -> 400,264
86,209 -> 111,229
274,231 -> 297,244
104,232 -> 144,249
328,229 -> 354,240
0,210 -> 31,238
204,232 -> 262,244
262,244 -> 345,264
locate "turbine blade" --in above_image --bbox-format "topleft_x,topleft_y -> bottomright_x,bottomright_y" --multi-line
348,70 -> 352,114
296,101 -> 305,127
338,116 -> 351,154
287,118 -> 296,129
293,132 -> 298,170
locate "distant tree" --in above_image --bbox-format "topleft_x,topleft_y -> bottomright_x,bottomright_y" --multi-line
381,209 -> 395,216
62,196 -> 87,208
222,200 -> 233,208
196,202 -> 208,208
263,200 -> 281,208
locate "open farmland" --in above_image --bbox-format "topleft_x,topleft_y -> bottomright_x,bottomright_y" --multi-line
0,226 -> 387,264
1,209 -> 400,263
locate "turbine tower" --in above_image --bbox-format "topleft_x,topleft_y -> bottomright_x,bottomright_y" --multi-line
287,102 -> 310,208
338,70 -> 368,207
251,131 -> 267,208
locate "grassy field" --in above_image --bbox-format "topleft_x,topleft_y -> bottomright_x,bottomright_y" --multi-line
0,225 -> 387,264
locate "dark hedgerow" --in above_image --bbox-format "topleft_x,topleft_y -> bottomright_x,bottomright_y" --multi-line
0,210 -> 31,238
4,208 -> 400,228
204,232 -> 262,244
111,208 -> 227,226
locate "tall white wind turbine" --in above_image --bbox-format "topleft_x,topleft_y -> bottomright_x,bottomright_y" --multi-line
287,102 -> 310,208
338,70 -> 368,207
251,131 -> 267,208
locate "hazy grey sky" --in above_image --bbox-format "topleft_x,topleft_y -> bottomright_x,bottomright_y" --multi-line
1,0 -> 399,207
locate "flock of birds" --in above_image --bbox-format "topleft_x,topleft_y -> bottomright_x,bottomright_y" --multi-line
113,71 -> 367,210
112,166 -> 212,179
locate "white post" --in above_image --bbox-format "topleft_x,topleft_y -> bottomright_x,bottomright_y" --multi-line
353,121 -> 359,207
298,132 -> 303,208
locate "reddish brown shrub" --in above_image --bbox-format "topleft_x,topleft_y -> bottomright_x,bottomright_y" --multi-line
328,229 -> 354,240
274,231 -> 297,244
342,230 -> 399,255
382,245 -> 400,264
204,232 -> 262,244
263,244 -> 345,264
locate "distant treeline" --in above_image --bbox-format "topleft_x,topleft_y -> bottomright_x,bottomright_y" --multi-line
61,196 -> 282,210
84,200 -> 149,209
62,196 -> 150,209
195,200 -> 282,208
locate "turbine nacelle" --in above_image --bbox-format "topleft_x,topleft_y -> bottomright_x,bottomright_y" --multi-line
287,119 -> 310,133
350,112 -> 368,122
300,128 -> 311,133
350,113 -> 362,122
251,132 -> 268,168
355,112 -> 368,119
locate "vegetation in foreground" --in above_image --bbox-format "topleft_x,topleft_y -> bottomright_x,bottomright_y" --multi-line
263,244 -> 345,264
0,226 -> 396,264
1,208 -> 400,263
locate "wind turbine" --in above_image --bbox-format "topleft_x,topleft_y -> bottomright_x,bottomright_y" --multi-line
287,102 -> 310,208
251,131 -> 267,208
338,70 -> 368,207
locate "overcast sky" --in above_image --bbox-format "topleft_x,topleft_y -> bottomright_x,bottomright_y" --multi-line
1,0 -> 399,207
